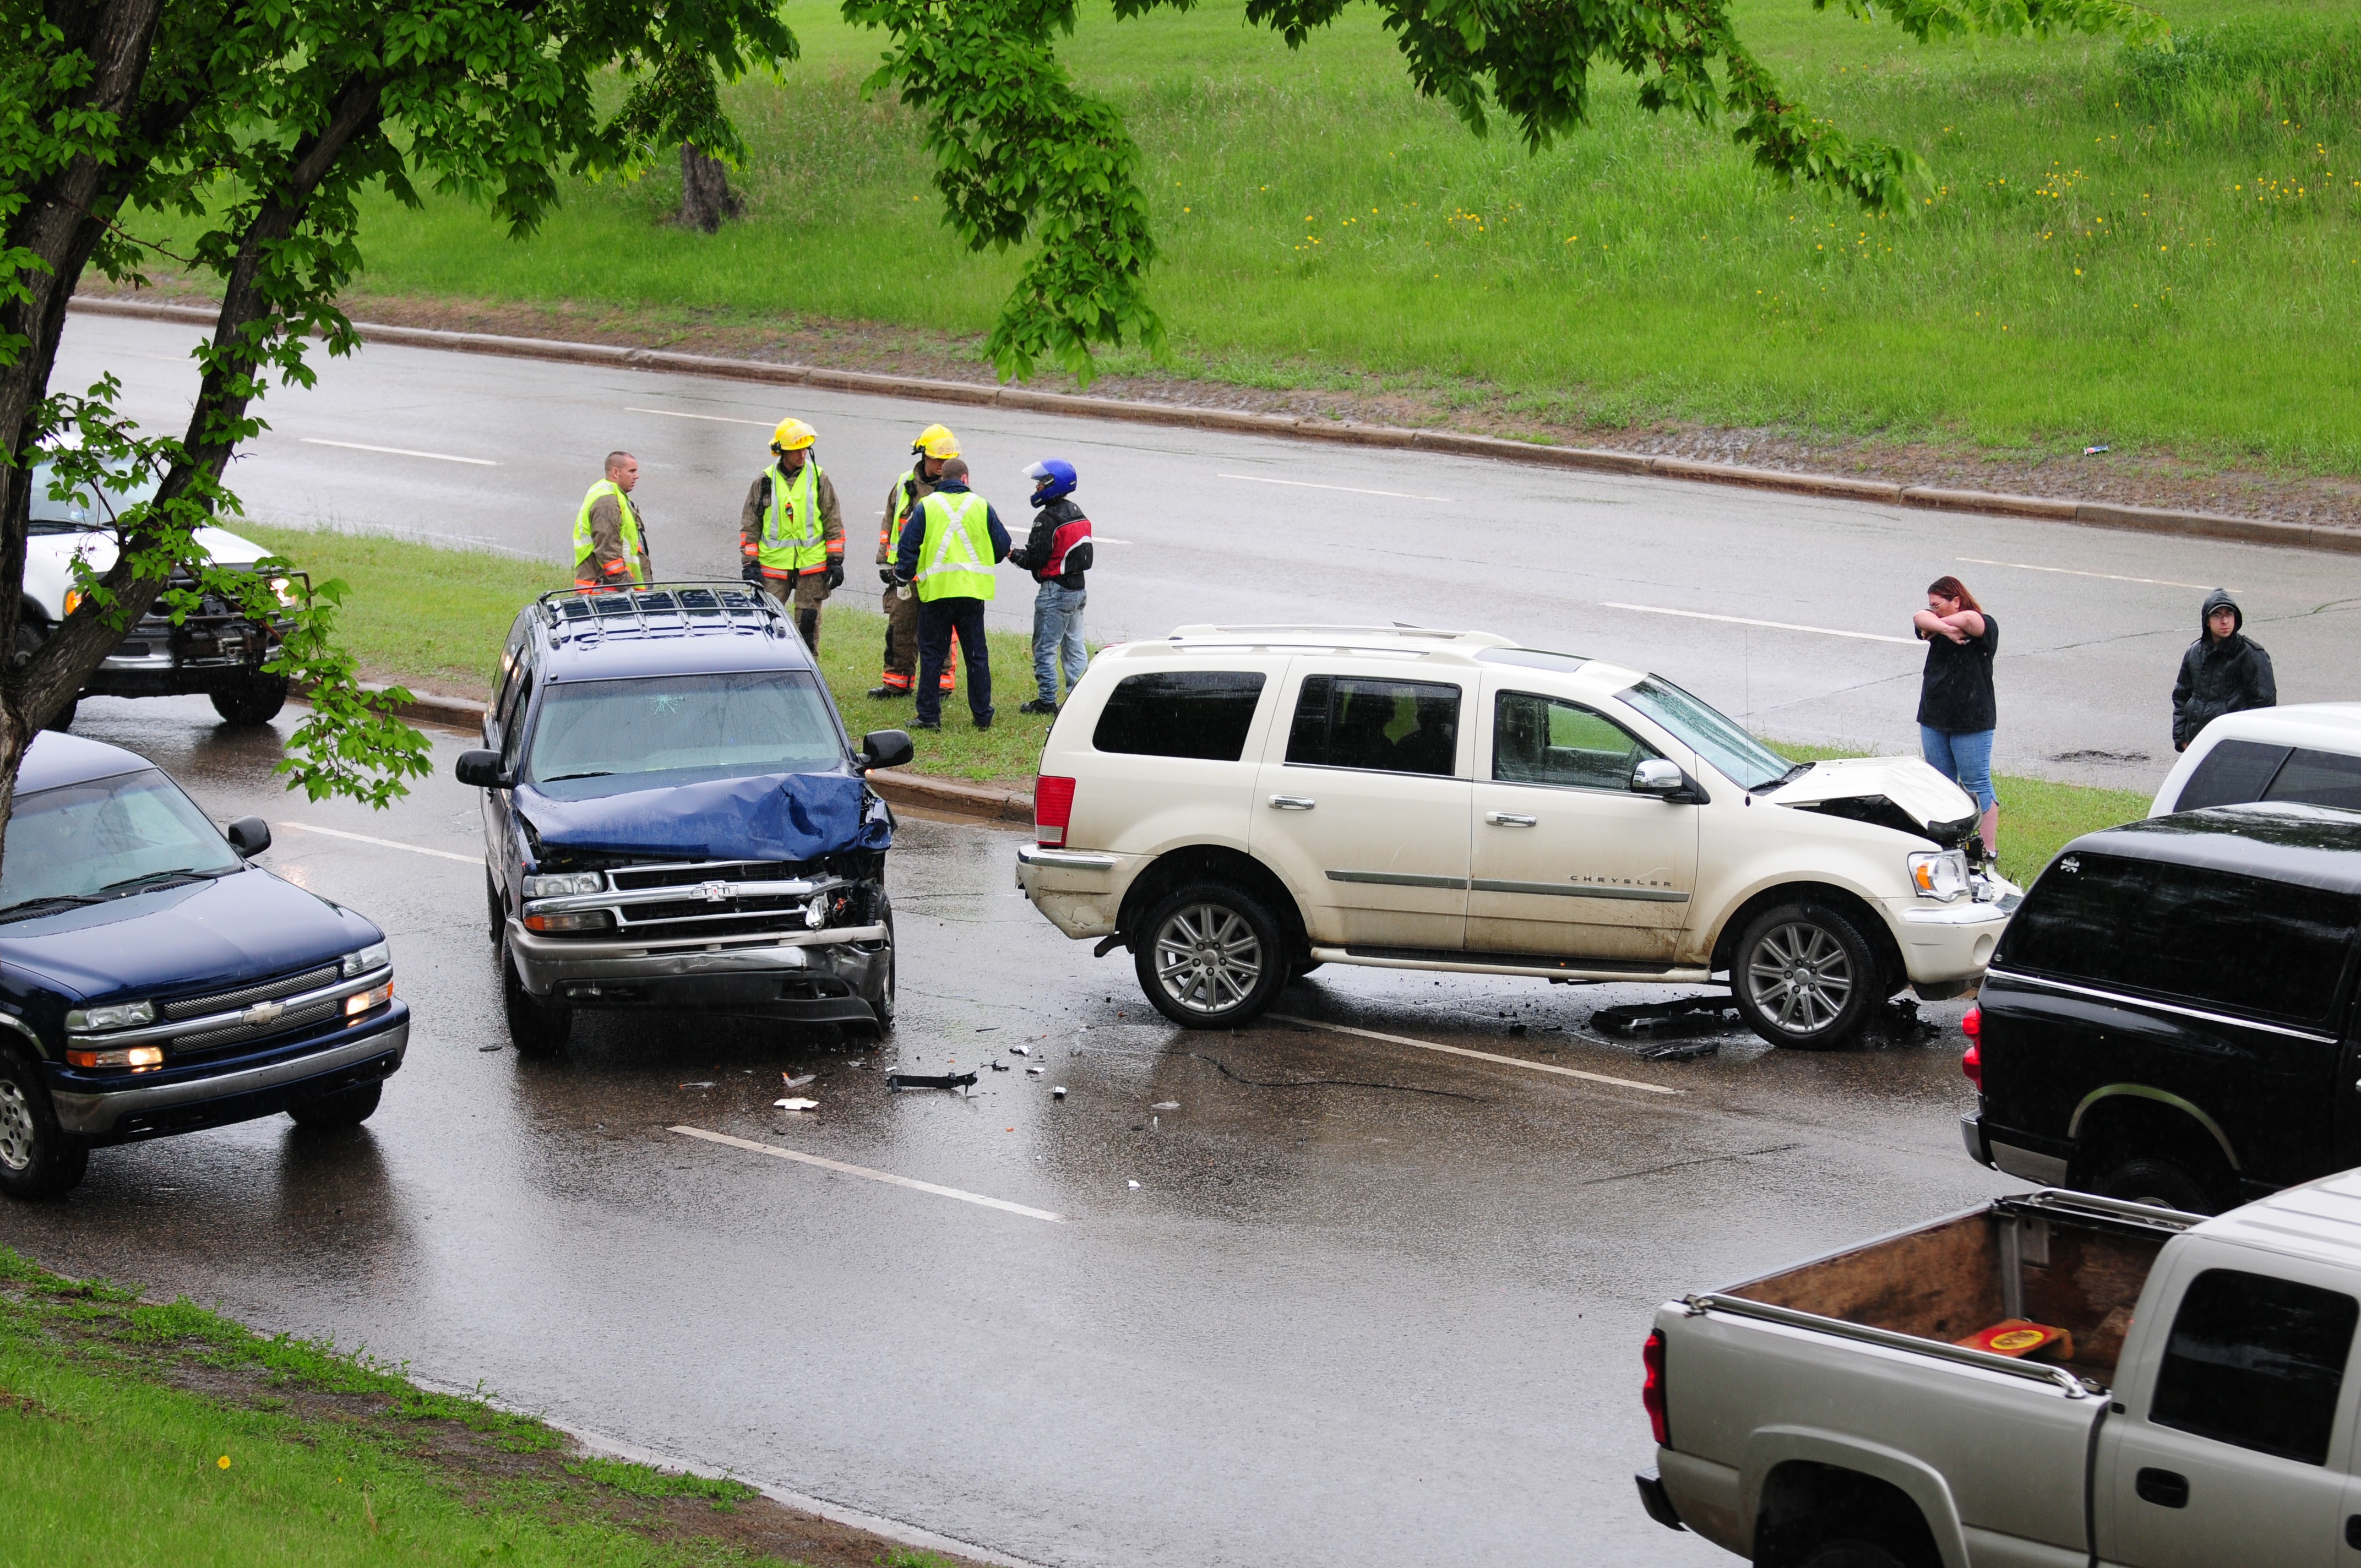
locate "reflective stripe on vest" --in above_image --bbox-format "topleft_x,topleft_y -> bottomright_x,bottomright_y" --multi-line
913,491 -> 996,602
573,480 -> 644,585
758,460 -> 825,574
884,470 -> 917,555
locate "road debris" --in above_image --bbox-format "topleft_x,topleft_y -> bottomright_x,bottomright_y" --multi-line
773,1097 -> 820,1111
1150,1101 -> 1179,1111
1010,1043 -> 1031,1056
1591,996 -> 1741,1036
886,1070 -> 979,1092
782,1072 -> 816,1088
477,1043 -> 504,1053
1127,1180 -> 1140,1189
989,1060 -> 1010,1072
1028,1066 -> 1045,1075
2082,443 -> 2110,455
679,1081 -> 715,1089
1052,1086 -> 1068,1099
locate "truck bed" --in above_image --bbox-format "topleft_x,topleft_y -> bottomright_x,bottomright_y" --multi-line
1720,1190 -> 2176,1385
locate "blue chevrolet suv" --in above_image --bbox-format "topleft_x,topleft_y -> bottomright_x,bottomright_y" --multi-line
0,732 -> 407,1199
458,584 -> 910,1053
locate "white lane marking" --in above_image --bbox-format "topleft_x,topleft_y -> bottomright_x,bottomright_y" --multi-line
1957,556 -> 2225,591
1091,537 -> 1130,545
1602,602 -> 1918,646
625,405 -> 774,427
279,820 -> 480,864
1218,472 -> 1453,503
1270,1014 -> 1682,1096
300,438 -> 498,466
672,1125 -> 1066,1222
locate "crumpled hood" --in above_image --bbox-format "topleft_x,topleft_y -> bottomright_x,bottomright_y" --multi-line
1766,756 -> 1981,844
518,771 -> 891,864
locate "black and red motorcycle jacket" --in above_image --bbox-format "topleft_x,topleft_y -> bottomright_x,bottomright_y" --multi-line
1009,497 -> 1094,588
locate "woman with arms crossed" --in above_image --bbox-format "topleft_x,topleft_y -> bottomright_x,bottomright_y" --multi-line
1914,574 -> 2000,859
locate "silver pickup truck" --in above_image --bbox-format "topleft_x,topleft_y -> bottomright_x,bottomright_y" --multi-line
1639,1175 -> 2361,1567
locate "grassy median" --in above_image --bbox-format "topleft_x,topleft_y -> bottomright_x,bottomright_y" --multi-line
0,1246 -> 971,1568
249,526 -> 2145,875
153,0 -> 2361,472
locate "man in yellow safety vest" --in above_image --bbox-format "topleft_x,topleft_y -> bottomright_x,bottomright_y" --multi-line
870,424 -> 959,699
573,451 -> 652,589
738,418 -> 844,651
889,457 -> 1009,731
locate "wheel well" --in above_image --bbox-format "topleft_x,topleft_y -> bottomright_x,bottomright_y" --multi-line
1754,1460 -> 1941,1568
1710,881 -> 1906,994
1116,846 -> 1308,960
2070,1093 -> 2238,1187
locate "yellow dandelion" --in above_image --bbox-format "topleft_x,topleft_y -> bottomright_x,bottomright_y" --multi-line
217,1456 -> 232,1470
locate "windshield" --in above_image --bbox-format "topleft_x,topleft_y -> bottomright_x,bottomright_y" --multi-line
28,458 -> 160,534
525,672 -> 847,796
1619,677 -> 1796,790
0,769 -> 241,918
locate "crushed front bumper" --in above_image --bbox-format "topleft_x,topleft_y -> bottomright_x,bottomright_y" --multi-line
1889,882 -> 2020,993
508,922 -> 891,1025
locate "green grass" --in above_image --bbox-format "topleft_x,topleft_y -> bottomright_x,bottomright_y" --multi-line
1769,741 -> 2148,885
0,1248 -> 781,1568
152,0 -> 2361,472
248,526 -> 1062,781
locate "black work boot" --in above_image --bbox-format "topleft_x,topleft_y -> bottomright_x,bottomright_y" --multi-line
796,609 -> 820,652
1017,698 -> 1059,716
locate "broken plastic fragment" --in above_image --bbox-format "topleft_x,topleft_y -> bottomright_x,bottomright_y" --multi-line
1150,1101 -> 1179,1111
886,1070 -> 980,1091
1027,1066 -> 1045,1075
1052,1086 -> 1068,1099
1010,1044 -> 1031,1056
774,1097 -> 820,1111
1127,1180 -> 1141,1189
782,1072 -> 816,1088
989,1060 -> 1010,1072
679,1081 -> 715,1090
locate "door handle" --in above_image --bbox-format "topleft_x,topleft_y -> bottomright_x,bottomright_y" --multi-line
2134,1468 -> 2189,1509
1268,795 -> 1316,810
1486,812 -> 1537,827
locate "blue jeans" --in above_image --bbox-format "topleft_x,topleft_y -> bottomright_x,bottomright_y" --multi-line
1031,582 -> 1087,704
1921,726 -> 1997,812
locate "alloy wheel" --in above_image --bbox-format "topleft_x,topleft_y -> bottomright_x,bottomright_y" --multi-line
1745,921 -> 1855,1036
1152,902 -> 1264,1016
0,1080 -> 36,1172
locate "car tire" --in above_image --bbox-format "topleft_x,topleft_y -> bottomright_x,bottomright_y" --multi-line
286,1079 -> 383,1130
1134,882 -> 1288,1030
2092,1155 -> 2224,1215
501,931 -> 572,1055
1798,1539 -> 1926,1568
1289,959 -> 1324,981
0,1044 -> 89,1201
1731,901 -> 1883,1050
210,672 -> 290,726
484,868 -> 506,946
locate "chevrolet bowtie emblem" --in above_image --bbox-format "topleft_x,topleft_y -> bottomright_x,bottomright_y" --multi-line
243,999 -> 285,1027
698,880 -> 730,902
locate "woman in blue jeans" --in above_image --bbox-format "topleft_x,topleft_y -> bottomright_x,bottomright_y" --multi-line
1913,574 -> 1999,858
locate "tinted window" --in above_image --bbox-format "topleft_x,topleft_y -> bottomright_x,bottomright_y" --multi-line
1996,852 -> 2360,1026
2178,739 -> 2292,810
1091,671 -> 1266,760
1287,676 -> 1461,777
1494,691 -> 1660,790
2151,1268 -> 2357,1464
2267,749 -> 2361,814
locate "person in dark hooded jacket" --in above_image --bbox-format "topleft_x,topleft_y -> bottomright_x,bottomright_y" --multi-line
2172,587 -> 2276,752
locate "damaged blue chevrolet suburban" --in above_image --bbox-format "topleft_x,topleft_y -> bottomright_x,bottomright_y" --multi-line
458,584 -> 912,1054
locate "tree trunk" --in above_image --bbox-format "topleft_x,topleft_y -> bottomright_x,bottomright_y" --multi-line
679,144 -> 743,233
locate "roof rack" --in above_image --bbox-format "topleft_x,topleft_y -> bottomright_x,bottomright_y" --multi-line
534,581 -> 787,646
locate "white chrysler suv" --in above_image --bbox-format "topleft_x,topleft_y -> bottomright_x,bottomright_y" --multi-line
1015,627 -> 2018,1049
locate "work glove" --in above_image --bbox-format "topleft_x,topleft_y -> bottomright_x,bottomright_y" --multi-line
879,566 -> 898,587
741,558 -> 764,584
824,563 -> 844,591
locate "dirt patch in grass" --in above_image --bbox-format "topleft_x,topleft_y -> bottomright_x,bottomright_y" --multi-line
83,282 -> 2361,530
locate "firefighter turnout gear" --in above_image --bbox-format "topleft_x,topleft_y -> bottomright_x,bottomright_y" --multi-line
771,417 -> 817,452
873,431 -> 958,698
739,443 -> 844,654
574,478 -> 650,589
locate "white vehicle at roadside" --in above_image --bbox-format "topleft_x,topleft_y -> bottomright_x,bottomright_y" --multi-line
23,453 -> 296,729
2148,703 -> 2361,816
1639,1179 -> 2361,1568
1014,626 -> 2018,1050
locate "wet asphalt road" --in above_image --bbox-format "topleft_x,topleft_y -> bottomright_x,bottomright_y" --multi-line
0,698 -> 2015,1567
57,311 -> 2361,795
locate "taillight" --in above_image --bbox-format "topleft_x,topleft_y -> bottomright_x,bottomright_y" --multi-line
1961,1005 -> 1983,1090
1035,775 -> 1076,848
1641,1329 -> 1669,1447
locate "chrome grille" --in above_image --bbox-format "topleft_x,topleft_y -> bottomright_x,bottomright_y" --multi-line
174,997 -> 341,1053
608,860 -> 806,892
163,963 -> 341,1021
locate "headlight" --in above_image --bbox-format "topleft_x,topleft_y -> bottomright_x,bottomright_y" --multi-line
523,909 -> 614,933
63,588 -> 83,618
270,576 -> 296,607
1908,849 -> 1970,902
65,999 -> 156,1032
524,872 -> 606,900
66,1044 -> 165,1071
340,940 -> 391,977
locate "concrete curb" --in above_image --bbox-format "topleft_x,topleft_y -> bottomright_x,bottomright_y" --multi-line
70,293 -> 2360,556
325,683 -> 1035,820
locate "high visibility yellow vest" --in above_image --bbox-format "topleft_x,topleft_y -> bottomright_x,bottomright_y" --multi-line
573,480 -> 644,585
757,460 -> 827,574
884,470 -> 918,556
912,491 -> 996,603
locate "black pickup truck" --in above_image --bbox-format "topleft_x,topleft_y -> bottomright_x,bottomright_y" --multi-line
457,584 -> 911,1053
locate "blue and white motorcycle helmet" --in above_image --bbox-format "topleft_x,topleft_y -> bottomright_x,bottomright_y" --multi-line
1024,458 -> 1078,505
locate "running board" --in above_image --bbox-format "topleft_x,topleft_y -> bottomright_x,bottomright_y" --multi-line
1310,946 -> 1711,983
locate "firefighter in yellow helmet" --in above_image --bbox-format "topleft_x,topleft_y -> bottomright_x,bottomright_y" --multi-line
869,424 -> 961,699
573,451 -> 652,590
739,418 -> 844,651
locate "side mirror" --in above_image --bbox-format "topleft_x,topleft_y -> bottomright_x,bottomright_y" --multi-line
860,729 -> 915,771
225,816 -> 271,857
1630,759 -> 1687,797
455,749 -> 509,788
